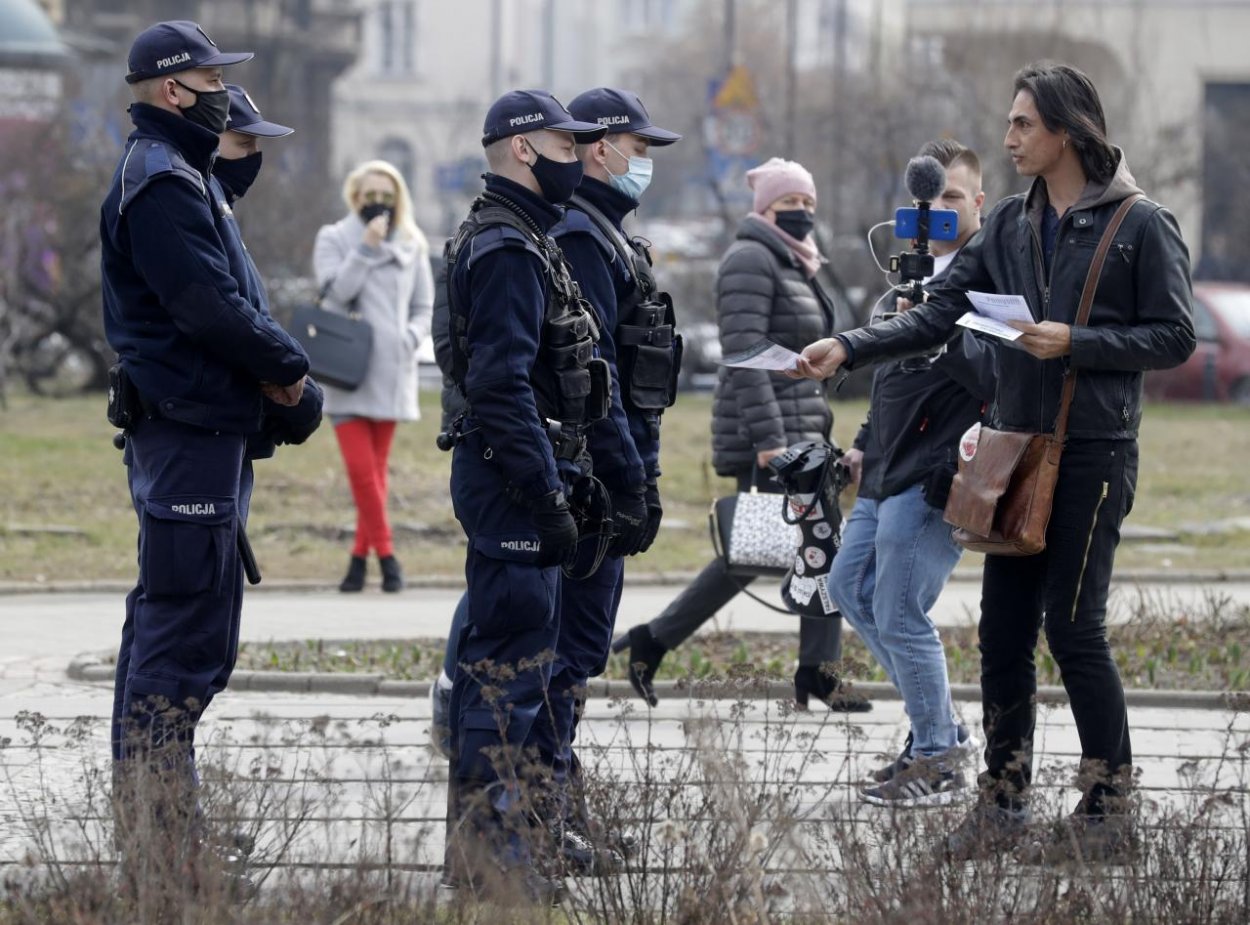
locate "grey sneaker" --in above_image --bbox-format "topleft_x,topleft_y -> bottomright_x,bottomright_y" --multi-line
429,676 -> 452,759
940,801 -> 1031,862
872,724 -> 979,784
860,755 -> 967,808
1017,813 -> 1137,866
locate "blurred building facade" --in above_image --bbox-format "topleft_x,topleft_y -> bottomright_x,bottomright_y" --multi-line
903,0 -> 1250,278
43,0 -> 362,190
331,0 -> 708,236
330,0 -> 902,236
0,0 -> 66,133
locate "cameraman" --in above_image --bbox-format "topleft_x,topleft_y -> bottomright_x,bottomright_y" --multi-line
829,140 -> 994,808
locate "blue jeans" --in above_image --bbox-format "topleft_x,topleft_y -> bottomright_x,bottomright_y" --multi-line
826,484 -> 962,757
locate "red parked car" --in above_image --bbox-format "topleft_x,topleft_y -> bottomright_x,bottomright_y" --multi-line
1144,282 -> 1250,404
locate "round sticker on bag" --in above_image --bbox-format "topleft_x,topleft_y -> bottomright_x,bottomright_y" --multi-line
813,522 -> 833,540
959,422 -> 982,463
804,547 -> 827,569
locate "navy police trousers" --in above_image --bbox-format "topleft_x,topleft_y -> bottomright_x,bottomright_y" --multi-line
448,432 -> 562,809
527,551 -> 624,799
110,418 -> 249,780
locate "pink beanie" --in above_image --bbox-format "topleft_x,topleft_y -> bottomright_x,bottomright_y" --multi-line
746,157 -> 817,213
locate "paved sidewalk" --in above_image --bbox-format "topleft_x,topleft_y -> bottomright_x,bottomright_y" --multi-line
3,577 -> 1249,676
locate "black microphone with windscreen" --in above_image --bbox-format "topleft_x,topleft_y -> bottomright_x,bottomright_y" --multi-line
897,155 -> 948,303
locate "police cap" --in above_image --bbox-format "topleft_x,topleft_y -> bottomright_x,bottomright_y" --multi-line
125,21 -> 253,84
568,88 -> 682,146
481,90 -> 606,147
225,84 -> 294,137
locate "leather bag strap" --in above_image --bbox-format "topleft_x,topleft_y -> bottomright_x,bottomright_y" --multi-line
1051,192 -> 1144,444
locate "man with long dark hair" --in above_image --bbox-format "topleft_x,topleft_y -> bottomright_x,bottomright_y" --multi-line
793,62 -> 1195,863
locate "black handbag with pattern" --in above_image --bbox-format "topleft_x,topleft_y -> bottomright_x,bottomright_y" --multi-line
709,485 -> 797,578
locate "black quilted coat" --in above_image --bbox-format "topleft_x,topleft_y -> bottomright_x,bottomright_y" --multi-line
711,217 -> 834,475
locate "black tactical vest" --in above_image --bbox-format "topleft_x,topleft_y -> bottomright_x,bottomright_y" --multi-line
568,193 -> 683,413
445,192 -> 610,431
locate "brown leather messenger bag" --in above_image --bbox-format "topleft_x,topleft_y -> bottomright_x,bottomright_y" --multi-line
942,193 -> 1143,556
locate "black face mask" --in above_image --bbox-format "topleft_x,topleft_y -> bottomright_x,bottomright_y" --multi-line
359,202 -> 395,228
774,209 -> 815,241
213,151 -> 263,202
525,141 -> 583,204
173,80 -> 231,134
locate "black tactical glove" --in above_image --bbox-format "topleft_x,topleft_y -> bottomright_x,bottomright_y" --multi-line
530,490 -> 580,568
638,479 -> 663,553
608,486 -> 648,558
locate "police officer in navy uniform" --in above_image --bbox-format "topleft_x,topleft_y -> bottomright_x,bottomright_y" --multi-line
533,86 -> 681,864
212,84 -> 325,465
442,90 -> 607,903
101,20 -> 310,862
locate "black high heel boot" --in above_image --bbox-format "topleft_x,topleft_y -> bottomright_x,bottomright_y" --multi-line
339,555 -> 367,593
379,555 -> 404,593
794,665 -> 872,713
610,625 -> 666,707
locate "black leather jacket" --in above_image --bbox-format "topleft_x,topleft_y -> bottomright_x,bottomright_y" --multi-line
838,152 -> 1196,441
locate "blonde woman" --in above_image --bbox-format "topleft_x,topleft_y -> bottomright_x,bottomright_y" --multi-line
313,160 -> 433,592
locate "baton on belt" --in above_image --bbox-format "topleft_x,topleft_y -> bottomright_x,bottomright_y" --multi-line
237,520 -> 261,585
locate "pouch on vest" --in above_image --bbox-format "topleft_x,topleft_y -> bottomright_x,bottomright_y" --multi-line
619,292 -> 682,411
585,357 -> 610,424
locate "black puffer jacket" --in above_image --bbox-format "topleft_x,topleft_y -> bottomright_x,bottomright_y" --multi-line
712,217 -> 834,474
838,152 -> 1195,440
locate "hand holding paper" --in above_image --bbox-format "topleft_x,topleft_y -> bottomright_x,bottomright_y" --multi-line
955,290 -> 1035,341
721,339 -> 802,372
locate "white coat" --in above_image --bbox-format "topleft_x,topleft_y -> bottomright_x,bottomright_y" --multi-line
312,213 -> 433,420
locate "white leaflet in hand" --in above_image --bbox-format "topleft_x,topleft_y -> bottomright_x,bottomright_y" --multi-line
956,311 -> 1023,341
720,339 -> 801,371
965,291 -> 1034,324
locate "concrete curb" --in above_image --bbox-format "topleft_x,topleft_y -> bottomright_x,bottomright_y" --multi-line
67,653 -> 1248,711
9,568 -> 1250,596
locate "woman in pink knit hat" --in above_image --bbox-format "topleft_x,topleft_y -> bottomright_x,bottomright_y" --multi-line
614,157 -> 868,712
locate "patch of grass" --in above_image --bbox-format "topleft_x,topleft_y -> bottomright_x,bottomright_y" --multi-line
3,391 -> 1250,581
218,593 -> 1250,691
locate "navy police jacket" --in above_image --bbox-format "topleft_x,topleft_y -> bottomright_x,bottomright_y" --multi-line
448,174 -> 571,500
207,171 -> 324,457
100,104 -> 309,435
553,177 -> 647,491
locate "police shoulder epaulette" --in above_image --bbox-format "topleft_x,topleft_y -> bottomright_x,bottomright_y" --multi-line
464,223 -> 543,269
118,138 -> 206,215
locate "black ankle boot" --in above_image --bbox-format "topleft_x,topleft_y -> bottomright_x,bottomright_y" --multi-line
379,555 -> 404,593
794,665 -> 872,713
610,625 -> 666,707
339,555 -> 366,593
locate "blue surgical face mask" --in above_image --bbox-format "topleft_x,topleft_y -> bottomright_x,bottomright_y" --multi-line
605,140 -> 653,201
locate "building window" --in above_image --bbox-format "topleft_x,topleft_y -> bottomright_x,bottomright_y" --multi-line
377,0 -> 418,76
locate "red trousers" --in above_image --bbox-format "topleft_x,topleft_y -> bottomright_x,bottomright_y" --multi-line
333,418 -> 397,558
